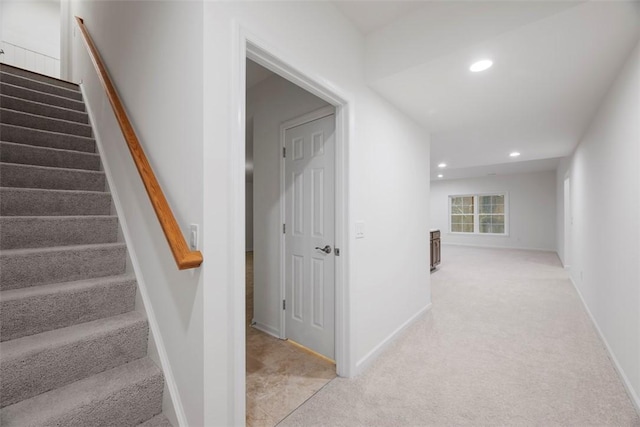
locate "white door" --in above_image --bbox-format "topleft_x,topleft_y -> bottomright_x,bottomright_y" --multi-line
284,113 -> 335,360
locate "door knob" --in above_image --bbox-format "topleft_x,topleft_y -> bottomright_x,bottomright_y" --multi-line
315,245 -> 332,254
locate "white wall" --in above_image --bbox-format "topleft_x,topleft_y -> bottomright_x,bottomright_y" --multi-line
431,171 -> 557,251
248,73 -> 330,334
557,40 -> 640,411
67,2 -> 204,426
202,3 -> 431,425
1,0 -> 61,77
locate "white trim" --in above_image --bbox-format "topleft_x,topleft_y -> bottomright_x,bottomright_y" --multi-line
569,277 -> 640,415
80,84 -> 187,427
279,105 -> 336,342
240,28 -> 353,382
230,21 -> 247,426
229,25 -> 353,426
252,322 -> 280,339
442,242 -> 555,252
356,303 -> 432,375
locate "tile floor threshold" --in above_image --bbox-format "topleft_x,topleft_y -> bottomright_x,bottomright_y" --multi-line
246,251 -> 336,427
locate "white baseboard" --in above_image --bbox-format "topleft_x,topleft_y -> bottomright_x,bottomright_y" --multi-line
81,84 -> 187,427
252,321 -> 280,339
443,242 -> 555,252
355,303 -> 432,375
569,276 -> 640,415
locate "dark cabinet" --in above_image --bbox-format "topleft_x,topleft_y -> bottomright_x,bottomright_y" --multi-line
430,230 -> 441,271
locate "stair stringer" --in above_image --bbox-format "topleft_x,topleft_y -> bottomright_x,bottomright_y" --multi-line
79,84 -> 187,427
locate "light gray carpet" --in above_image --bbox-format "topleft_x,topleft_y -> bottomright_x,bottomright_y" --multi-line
0,63 -> 171,425
280,245 -> 640,426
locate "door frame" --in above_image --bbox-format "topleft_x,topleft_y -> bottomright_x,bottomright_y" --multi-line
279,105 -> 337,347
235,28 -> 353,389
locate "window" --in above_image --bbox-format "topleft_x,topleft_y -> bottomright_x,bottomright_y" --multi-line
449,193 -> 508,235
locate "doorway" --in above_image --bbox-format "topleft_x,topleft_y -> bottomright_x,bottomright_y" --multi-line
244,58 -> 338,426
281,108 -> 336,360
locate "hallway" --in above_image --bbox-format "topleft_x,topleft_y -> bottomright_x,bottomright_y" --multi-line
280,245 -> 639,426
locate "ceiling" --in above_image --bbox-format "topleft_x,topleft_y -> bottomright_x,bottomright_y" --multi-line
332,1 -> 427,35
334,1 -> 640,180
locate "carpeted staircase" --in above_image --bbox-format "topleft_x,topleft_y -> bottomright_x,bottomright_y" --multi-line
0,64 -> 173,426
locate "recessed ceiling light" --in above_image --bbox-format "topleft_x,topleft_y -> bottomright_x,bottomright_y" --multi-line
509,152 -> 521,157
470,59 -> 493,72
438,163 -> 447,168
437,174 -> 443,178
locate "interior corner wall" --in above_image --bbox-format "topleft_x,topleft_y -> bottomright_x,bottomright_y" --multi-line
558,40 -> 640,411
1,0 -> 61,77
248,73 -> 329,334
1,0 -> 60,58
430,171 -> 557,251
203,3 -> 431,425
555,156 -> 571,265
67,1 -> 204,425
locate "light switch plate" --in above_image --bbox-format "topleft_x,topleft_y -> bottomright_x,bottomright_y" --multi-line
355,221 -> 365,239
189,224 -> 199,250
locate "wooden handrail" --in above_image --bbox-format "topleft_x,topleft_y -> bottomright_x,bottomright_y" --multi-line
75,17 -> 203,270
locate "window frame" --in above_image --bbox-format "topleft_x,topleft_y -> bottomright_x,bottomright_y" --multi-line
448,192 -> 510,236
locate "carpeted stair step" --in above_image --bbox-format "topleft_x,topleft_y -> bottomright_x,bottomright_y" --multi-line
0,357 -> 163,427
0,274 -> 136,341
0,311 -> 148,408
1,108 -> 92,137
0,215 -> 119,250
0,82 -> 85,111
0,141 -> 101,171
0,188 -> 112,216
0,71 -> 83,101
0,123 -> 95,152
139,414 -> 174,426
1,63 -> 79,91
0,162 -> 105,191
0,242 -> 127,290
1,94 -> 89,123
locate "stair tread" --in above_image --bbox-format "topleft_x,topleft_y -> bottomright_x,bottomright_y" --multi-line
1,107 -> 92,128
0,214 -> 117,221
1,142 -> 100,170
0,186 -> 109,195
2,311 -> 145,358
0,70 -> 81,92
1,273 -> 135,302
0,123 -> 94,142
0,242 -> 126,257
1,108 -> 93,137
0,72 -> 82,100
0,140 -> 99,158
0,81 -> 84,104
0,82 -> 85,112
0,64 -> 79,89
0,357 -> 161,427
0,161 -> 106,175
0,94 -> 89,122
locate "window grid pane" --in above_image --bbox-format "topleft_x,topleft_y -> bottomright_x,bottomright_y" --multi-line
450,196 -> 475,233
451,194 -> 506,235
